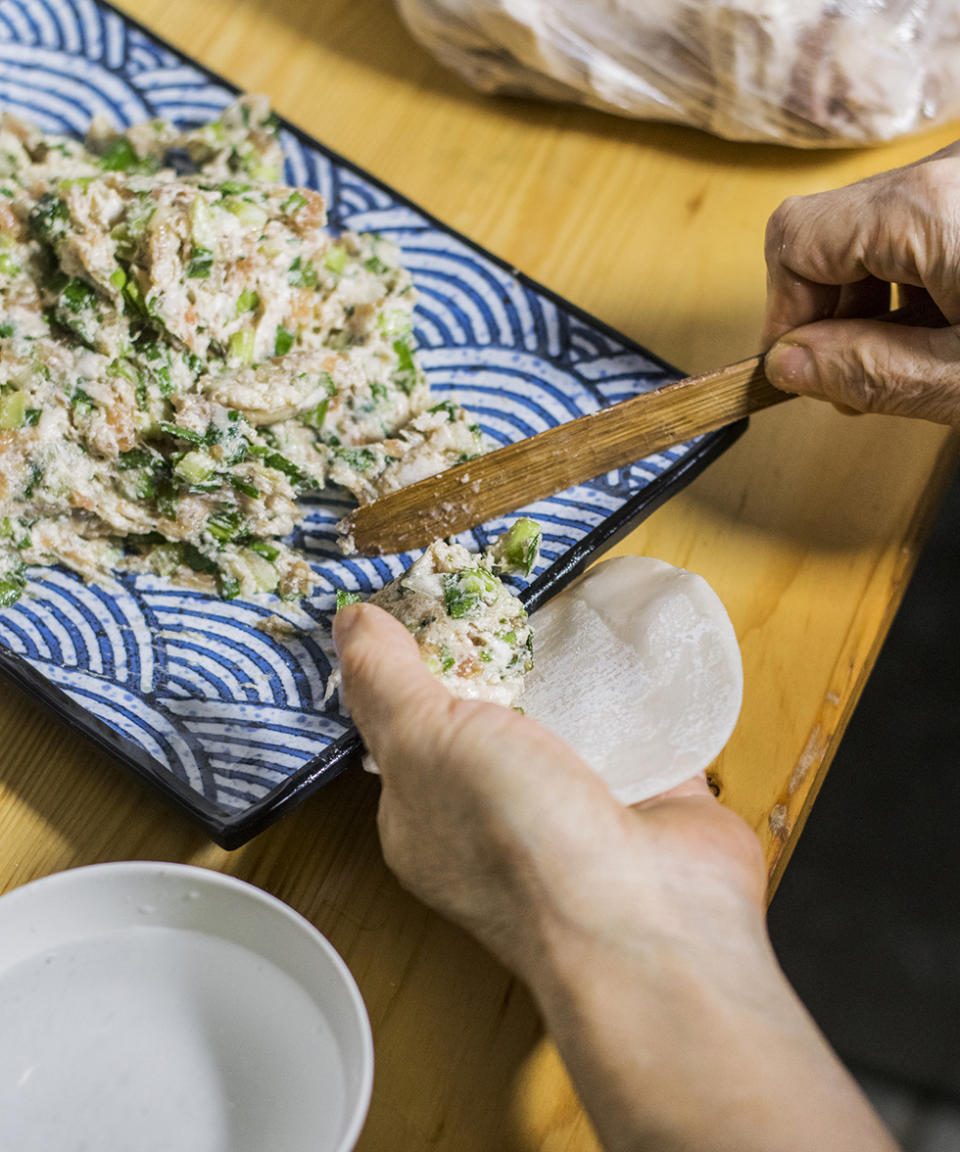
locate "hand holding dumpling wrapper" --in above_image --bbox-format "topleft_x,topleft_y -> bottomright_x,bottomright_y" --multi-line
347,524 -> 742,801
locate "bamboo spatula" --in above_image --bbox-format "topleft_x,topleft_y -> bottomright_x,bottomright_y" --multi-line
339,302 -> 946,555
340,355 -> 778,555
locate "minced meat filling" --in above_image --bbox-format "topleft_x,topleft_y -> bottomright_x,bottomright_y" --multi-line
0,96 -> 484,606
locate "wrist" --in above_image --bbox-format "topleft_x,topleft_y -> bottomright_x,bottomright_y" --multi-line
516,894 -> 896,1152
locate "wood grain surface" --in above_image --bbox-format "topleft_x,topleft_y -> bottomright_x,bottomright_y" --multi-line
1,2 -> 959,1149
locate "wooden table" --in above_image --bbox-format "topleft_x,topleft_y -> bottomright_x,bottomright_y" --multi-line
2,2 -> 958,1148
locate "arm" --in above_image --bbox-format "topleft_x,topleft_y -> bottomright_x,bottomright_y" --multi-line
763,141 -> 960,426
334,604 -> 897,1152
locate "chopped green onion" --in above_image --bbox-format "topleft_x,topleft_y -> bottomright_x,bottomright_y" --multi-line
0,391 -> 25,429
118,448 -> 157,470
230,476 -> 260,498
0,322 -> 13,338
174,450 -> 216,485
99,137 -> 139,172
122,276 -> 148,317
235,287 -> 260,316
379,308 -> 412,339
428,400 -> 459,422
182,350 -> 206,378
324,244 -> 348,275
28,193 -> 70,246
70,387 -> 97,415
336,589 -> 362,612
223,198 -> 267,229
0,252 -> 21,276
280,190 -> 307,214
206,507 -> 246,543
301,399 -> 328,429
23,462 -> 43,498
189,195 -> 216,246
229,329 -> 256,365
241,547 -> 278,592
55,278 -> 101,348
58,176 -> 94,193
274,326 -> 294,356
158,421 -> 206,445
111,196 -> 156,261
186,247 -> 214,279
131,470 -> 158,500
219,575 -> 241,600
442,567 -> 500,619
243,160 -> 282,183
181,543 -> 218,575
60,278 -> 96,313
392,338 -> 418,395
262,450 -> 308,487
109,266 -> 126,290
0,562 -> 26,608
248,538 -> 280,562
287,255 -> 317,289
487,518 -> 542,577
335,446 -> 377,472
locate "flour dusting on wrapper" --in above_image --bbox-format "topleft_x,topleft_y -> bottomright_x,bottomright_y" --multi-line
524,556 -> 743,804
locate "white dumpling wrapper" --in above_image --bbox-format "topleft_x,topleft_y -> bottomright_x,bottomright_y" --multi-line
522,555 -> 742,804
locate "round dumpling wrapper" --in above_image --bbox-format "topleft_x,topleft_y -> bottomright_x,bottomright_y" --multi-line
522,555 -> 742,804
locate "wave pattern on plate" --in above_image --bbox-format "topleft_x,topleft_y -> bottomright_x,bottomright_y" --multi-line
0,0 -> 696,826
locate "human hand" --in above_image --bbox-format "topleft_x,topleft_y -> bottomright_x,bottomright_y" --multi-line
763,143 -> 960,426
334,603 -> 897,1152
333,601 -> 766,980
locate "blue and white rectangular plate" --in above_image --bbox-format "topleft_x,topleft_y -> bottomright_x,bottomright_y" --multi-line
0,0 -> 744,847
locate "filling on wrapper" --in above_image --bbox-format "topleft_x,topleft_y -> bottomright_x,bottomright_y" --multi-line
522,555 -> 742,804
336,522 -> 540,773
367,535 -> 535,708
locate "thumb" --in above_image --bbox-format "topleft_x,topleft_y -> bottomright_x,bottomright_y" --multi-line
333,602 -> 451,769
764,320 -> 960,426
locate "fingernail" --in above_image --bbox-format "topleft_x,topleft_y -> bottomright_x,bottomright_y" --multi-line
765,342 -> 817,391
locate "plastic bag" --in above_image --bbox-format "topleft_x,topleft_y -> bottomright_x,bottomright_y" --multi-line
395,0 -> 960,148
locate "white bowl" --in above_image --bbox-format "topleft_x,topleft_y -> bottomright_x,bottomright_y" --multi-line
0,862 -> 373,1152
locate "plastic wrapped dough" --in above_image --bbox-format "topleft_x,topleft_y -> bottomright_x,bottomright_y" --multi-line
395,0 -> 960,147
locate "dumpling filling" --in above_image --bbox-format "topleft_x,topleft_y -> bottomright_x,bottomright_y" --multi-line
0,96 -> 484,606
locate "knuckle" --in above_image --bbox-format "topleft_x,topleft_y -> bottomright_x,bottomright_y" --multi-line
844,342 -> 895,413
764,196 -> 801,258
907,157 -> 957,208
902,160 -> 960,248
811,340 -> 883,414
